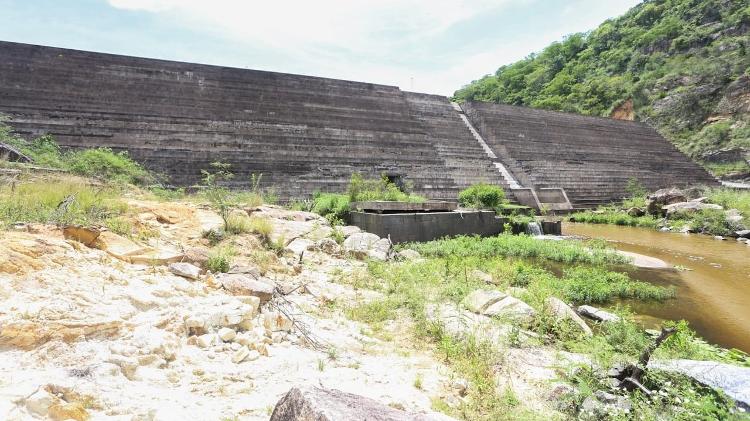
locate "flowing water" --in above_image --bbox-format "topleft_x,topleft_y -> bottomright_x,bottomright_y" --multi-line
564,222 -> 750,353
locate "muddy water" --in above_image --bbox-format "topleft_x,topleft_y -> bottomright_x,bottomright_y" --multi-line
564,222 -> 750,353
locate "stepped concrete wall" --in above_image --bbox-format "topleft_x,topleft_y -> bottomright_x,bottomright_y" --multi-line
0,41 -> 717,207
462,101 -> 719,207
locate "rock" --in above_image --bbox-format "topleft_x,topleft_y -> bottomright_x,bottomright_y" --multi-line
217,274 -> 274,303
339,225 -> 361,238
649,359 -> 750,410
92,231 -> 148,260
463,289 -> 507,314
646,188 -> 686,215
577,305 -> 621,323
315,238 -> 341,255
662,201 -> 723,216
545,297 -> 592,336
197,333 -> 218,348
450,379 -> 469,397
470,269 -> 493,284
726,209 -> 744,224
286,238 -> 315,258
483,296 -> 536,324
183,247 -> 210,267
232,347 -> 250,363
396,249 -> 421,261
168,262 -> 201,280
626,207 -> 645,217
218,327 -> 237,342
263,311 -> 294,332
714,235 -> 725,241
368,238 -> 393,261
736,230 -> 750,238
342,232 -> 381,258
269,385 -> 458,421
579,391 -> 632,420
185,316 -> 205,329
228,264 -> 262,277
616,250 -> 670,269
548,383 -> 578,412
62,225 -> 101,246
25,388 -> 55,416
49,401 -> 89,421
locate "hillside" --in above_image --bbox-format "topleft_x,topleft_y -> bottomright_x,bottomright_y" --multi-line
455,0 -> 750,176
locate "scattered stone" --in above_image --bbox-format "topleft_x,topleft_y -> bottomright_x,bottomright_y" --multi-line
168,262 -> 201,280
197,333 -> 218,348
626,207 -> 644,217
483,296 -> 536,324
663,201 -> 723,216
218,327 -> 237,342
228,264 -> 262,277
25,387 -> 55,416
232,347 -> 250,363
315,238 -> 341,255
185,316 -> 205,329
577,305 -> 621,323
286,238 -> 315,258
579,391 -> 632,420
396,249 -> 421,261
264,311 -> 294,332
450,379 -> 469,397
269,385 -> 458,421
217,273 -> 274,303
463,289 -> 507,314
183,247 -> 210,267
548,383 -> 578,412
470,269 -> 493,284
736,230 -> 750,238
545,297 -> 592,336
714,236 -> 725,241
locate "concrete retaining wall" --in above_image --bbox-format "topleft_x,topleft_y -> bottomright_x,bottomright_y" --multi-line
349,211 -> 503,243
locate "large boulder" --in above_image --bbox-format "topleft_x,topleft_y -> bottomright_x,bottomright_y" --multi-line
217,273 -> 274,303
577,305 -> 621,323
649,359 -> 750,410
270,385 -> 457,421
168,262 -> 202,280
483,296 -> 537,324
663,201 -> 723,216
463,289 -> 507,314
545,297 -> 592,336
646,188 -> 687,215
342,232 -> 392,261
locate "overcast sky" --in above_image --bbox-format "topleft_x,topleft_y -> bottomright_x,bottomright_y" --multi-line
0,0 -> 640,95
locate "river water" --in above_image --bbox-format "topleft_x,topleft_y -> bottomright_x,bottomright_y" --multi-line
563,222 -> 750,353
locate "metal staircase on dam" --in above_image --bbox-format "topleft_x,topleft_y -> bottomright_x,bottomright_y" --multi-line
451,101 -> 572,212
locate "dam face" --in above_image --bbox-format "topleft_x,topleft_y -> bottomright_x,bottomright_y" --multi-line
0,41 -> 718,207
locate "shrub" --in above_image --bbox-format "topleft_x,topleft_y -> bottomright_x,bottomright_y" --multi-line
66,148 -> 151,184
347,173 -> 424,203
458,183 -> 506,209
312,193 -> 350,223
206,246 -> 234,273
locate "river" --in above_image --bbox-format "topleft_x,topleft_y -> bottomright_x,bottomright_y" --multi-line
563,222 -> 750,353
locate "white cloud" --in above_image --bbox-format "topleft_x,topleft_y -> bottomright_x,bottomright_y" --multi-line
106,0 -> 641,95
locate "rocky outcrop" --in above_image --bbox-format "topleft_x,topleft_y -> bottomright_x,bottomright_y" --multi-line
649,359 -> 750,410
270,385 -> 458,421
663,201 -> 723,216
646,188 -> 687,215
342,233 -> 392,261
216,273 -> 275,303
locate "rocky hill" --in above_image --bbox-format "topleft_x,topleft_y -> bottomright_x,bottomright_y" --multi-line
455,0 -> 750,176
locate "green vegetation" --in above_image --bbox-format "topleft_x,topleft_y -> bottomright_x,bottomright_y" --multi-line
0,177 -> 127,228
2,119 -> 152,184
206,246 -> 235,273
311,173 -> 426,224
455,0 -> 750,163
458,183 -> 506,209
569,187 -> 750,236
408,234 -> 628,265
336,232 -> 739,419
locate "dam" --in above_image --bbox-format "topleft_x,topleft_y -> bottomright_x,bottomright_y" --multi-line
0,41 -> 718,208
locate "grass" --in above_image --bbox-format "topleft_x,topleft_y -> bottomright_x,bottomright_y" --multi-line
569,207 -> 659,228
704,161 -> 750,178
206,246 -> 235,273
0,177 -> 127,228
458,183 -> 506,209
407,234 -> 629,266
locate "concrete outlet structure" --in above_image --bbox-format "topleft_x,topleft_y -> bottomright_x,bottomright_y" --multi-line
0,41 -> 719,208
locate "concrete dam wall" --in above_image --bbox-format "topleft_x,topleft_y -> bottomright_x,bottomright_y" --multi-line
0,41 -> 718,207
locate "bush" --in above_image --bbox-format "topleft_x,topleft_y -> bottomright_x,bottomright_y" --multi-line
66,148 -> 151,184
347,173 -> 424,203
312,193 -> 350,224
206,246 -> 234,273
458,183 -> 506,209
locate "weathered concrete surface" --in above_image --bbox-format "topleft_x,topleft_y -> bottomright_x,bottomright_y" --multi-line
269,386 -> 457,421
349,210 -> 503,243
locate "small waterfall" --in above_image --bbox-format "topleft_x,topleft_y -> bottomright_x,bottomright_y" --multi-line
526,221 -> 543,236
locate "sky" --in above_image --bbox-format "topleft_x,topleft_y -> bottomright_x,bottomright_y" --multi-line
0,0 -> 641,95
